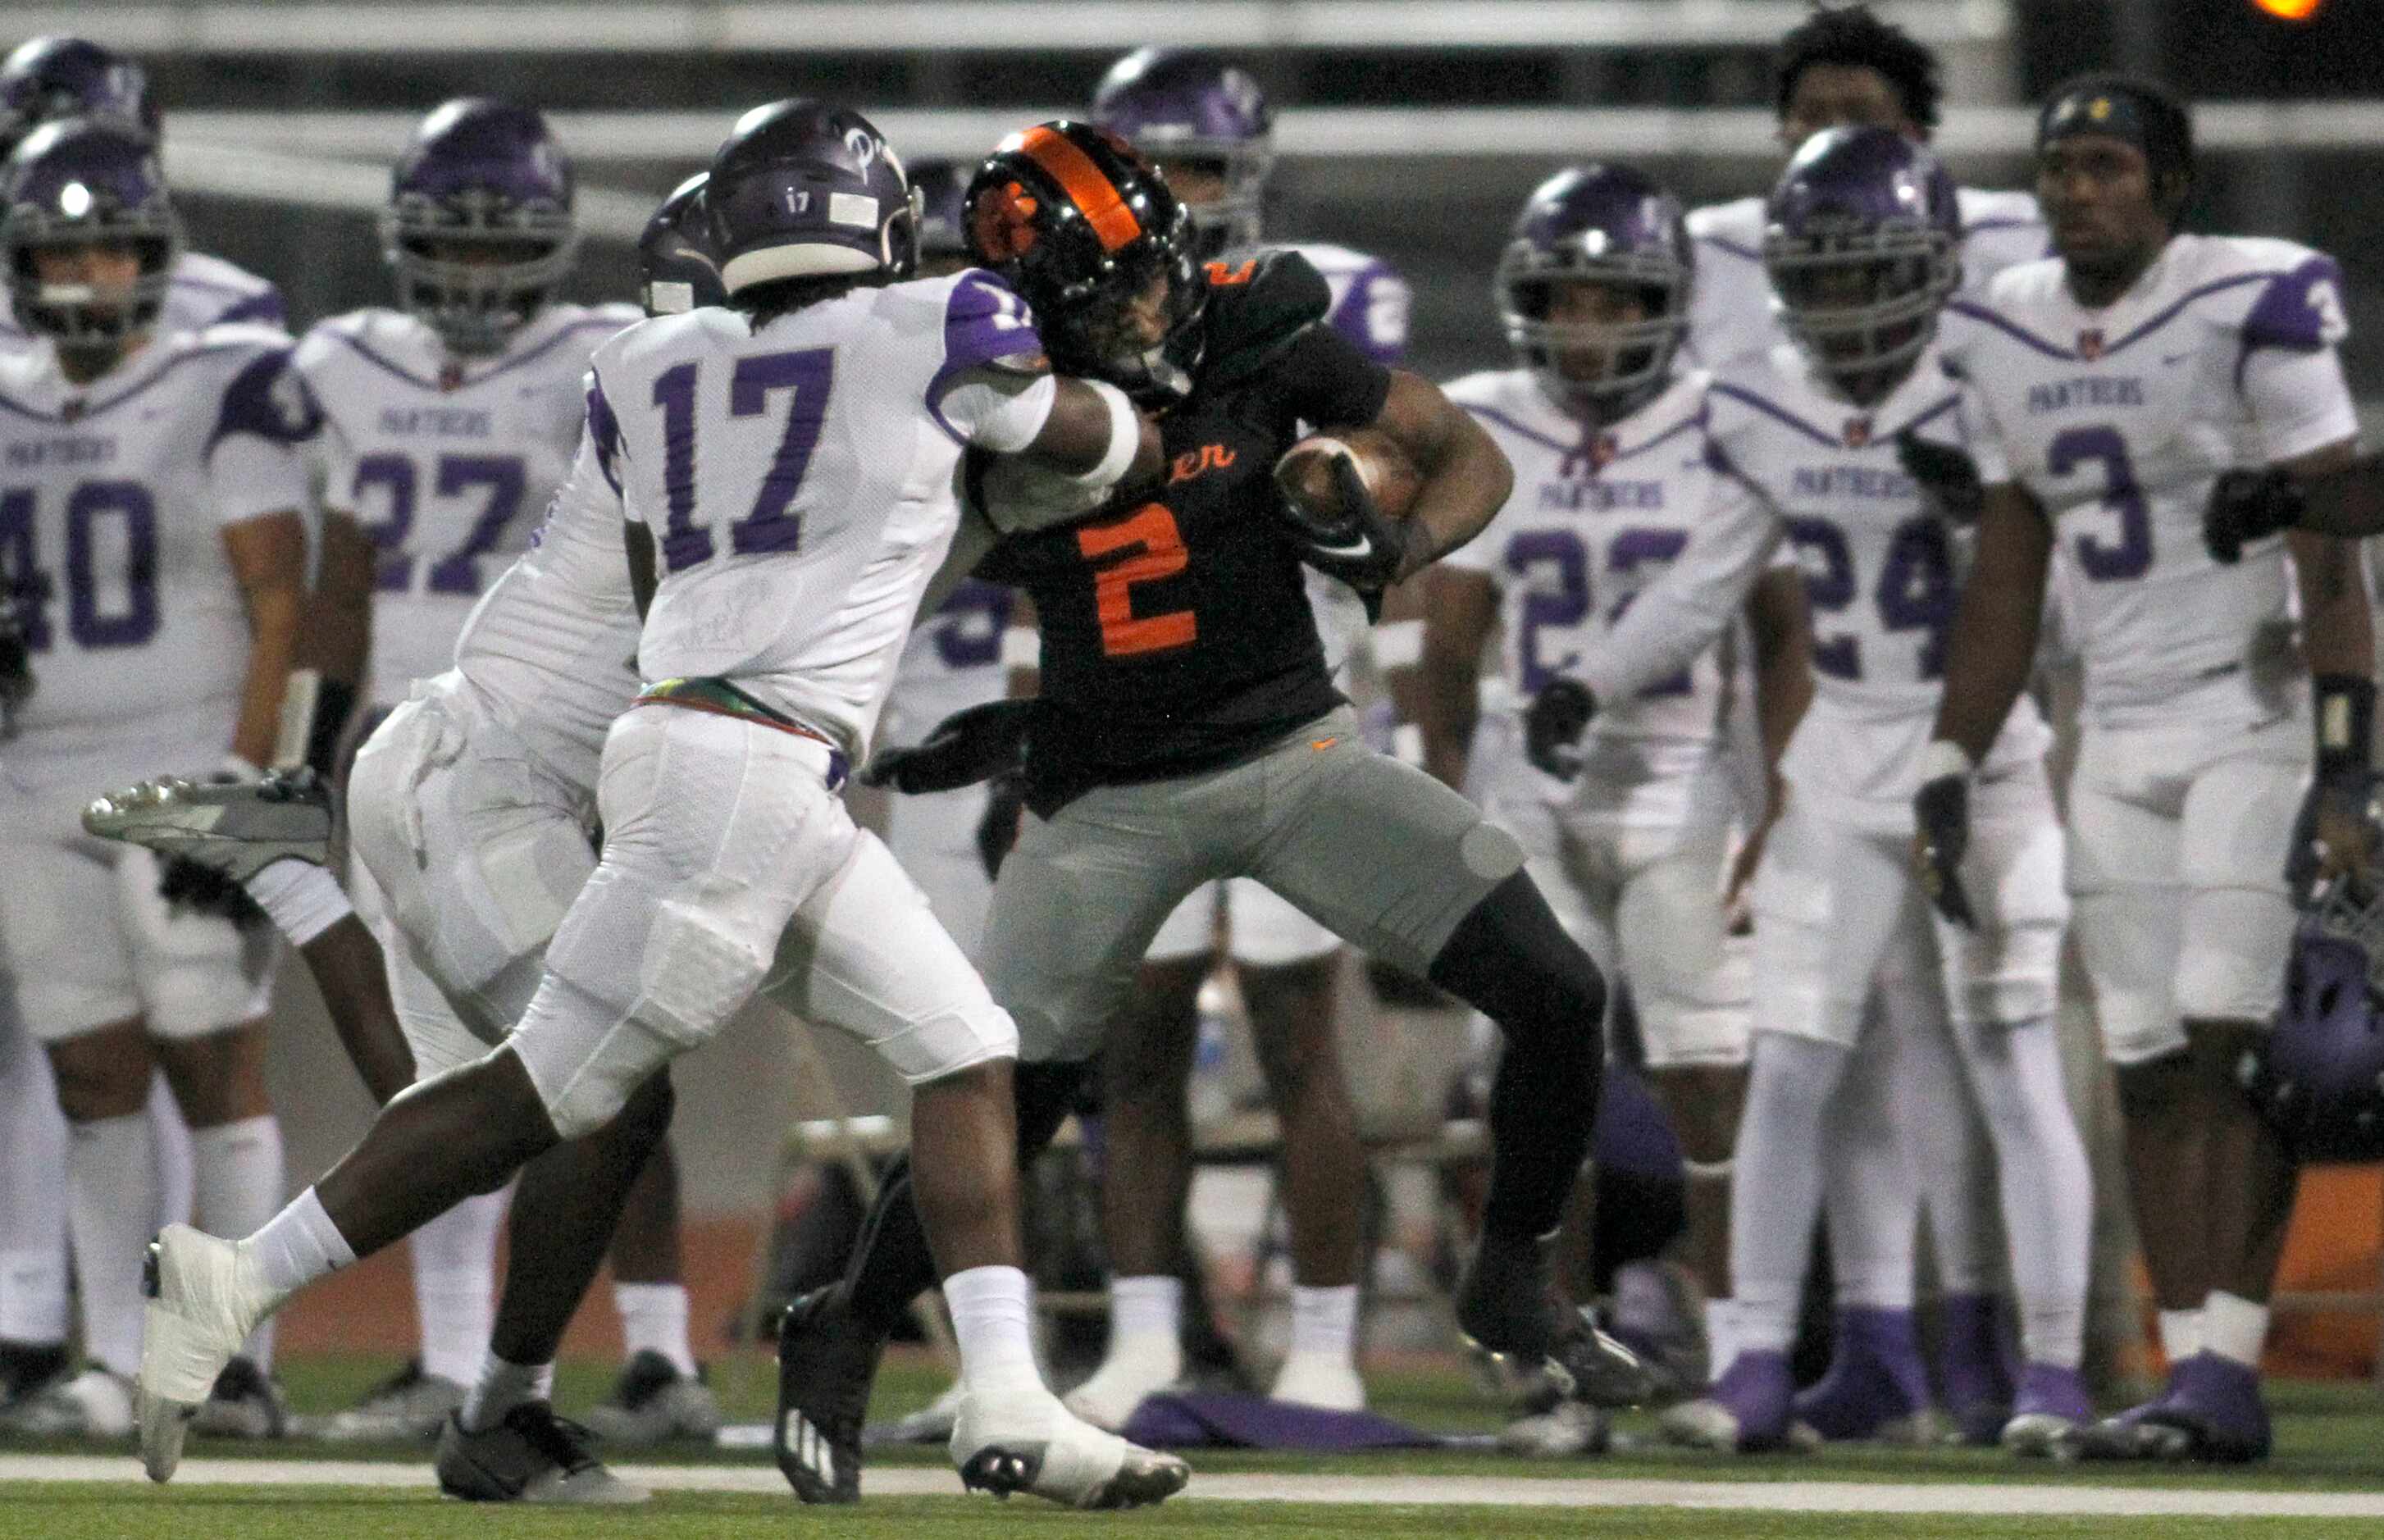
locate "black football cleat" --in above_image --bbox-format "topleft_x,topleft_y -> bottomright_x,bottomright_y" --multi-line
774,1284 -> 887,1505
1456,1228 -> 1658,1410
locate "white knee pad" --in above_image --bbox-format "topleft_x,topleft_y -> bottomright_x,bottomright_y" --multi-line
116,847 -> 273,1040
2072,888 -> 2186,1064
633,893 -> 781,1051
2174,886 -> 2295,1027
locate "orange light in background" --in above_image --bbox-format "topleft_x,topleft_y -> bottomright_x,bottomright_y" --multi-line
2251,0 -> 2323,18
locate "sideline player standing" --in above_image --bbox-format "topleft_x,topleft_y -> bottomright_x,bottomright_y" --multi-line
1685,2 -> 2056,1443
1538,129 -> 2095,1455
1063,45 -> 1412,1424
0,121 -> 310,1437
0,33 -> 283,1419
137,98 -> 1190,1510
291,98 -> 697,1444
1922,77 -> 2373,1463
778,121 -> 1652,1505
1420,163 -> 1813,1450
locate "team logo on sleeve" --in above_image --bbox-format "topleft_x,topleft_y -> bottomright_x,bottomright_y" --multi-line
2077,329 -> 2104,362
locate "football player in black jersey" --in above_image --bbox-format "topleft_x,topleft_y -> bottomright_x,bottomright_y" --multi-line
775,121 -> 1657,1503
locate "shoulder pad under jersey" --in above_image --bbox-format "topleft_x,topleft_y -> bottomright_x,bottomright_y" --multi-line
1194,248 -> 1333,390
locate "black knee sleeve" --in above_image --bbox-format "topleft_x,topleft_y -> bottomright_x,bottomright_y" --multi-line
1429,872 -> 1608,1239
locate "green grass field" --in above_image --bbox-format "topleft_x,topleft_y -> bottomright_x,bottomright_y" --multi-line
11,1353 -> 2384,1538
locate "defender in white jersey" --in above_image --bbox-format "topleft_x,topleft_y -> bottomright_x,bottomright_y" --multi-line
0,122 -> 309,1439
1422,167 -> 1813,1433
0,33 -> 280,1416
1924,79 -> 2373,1463
1543,131 -> 2095,1455
1683,3 -> 2061,1444
137,102 -> 1187,1510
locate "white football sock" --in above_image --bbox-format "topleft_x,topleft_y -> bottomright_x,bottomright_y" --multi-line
0,1027 -> 69,1344
2158,1308 -> 2203,1365
1820,1013 -> 1919,1312
943,1264 -> 1044,1401
1287,1283 -> 1359,1365
191,1114 -> 286,1369
613,1281 -> 697,1377
148,1072 -> 194,1231
2201,1292 -> 2270,1370
1109,1274 -> 1183,1346
1953,1016 -> 2091,1370
247,1186 -> 357,1296
1729,1032 -> 1853,1355
461,1351 -> 554,1433
65,1111 -> 158,1379
409,1188 -> 507,1389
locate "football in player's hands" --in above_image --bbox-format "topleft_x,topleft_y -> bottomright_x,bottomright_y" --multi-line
1274,427 -> 1422,527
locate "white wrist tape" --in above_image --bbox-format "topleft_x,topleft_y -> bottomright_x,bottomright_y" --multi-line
244,860 -> 353,948
1067,380 -> 1141,490
998,627 -> 1041,670
1391,722 -> 1425,768
1917,739 -> 1976,783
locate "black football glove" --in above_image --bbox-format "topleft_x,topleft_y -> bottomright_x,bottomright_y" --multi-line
1894,431 -> 1985,524
975,772 -> 1028,882
861,699 -> 1035,795
1523,677 -> 1597,781
1912,773 -> 1976,928
1277,452 -> 1411,591
2204,464 -> 2304,566
157,854 -> 269,928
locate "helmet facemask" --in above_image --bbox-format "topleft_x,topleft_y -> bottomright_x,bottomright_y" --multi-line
383,185 -> 577,358
1498,239 -> 1689,426
7,207 -> 178,350
1764,212 -> 1957,403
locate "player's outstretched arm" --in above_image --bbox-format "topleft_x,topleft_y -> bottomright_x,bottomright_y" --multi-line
222,510 -> 311,771
1576,468 -> 1780,712
1926,482 -> 2053,765
2285,440 -> 2377,893
1356,371 -> 1511,581
1415,566 -> 1497,790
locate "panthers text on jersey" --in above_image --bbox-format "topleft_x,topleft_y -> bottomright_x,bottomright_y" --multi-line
1441,367 -> 1739,822
295,300 -> 640,702
594,267 -> 1052,760
0,250 -> 285,355
1580,342 -> 2050,818
973,250 -> 1391,813
0,324 -> 317,770
1946,234 -> 2357,720
1686,186 -> 2044,374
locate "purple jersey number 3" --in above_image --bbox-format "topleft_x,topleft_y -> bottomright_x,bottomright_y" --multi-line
652,347 -> 836,571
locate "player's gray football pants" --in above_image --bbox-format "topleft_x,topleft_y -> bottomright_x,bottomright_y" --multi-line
984,706 -> 1525,1063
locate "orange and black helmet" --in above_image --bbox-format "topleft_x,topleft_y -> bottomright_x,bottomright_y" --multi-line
965,121 -> 1204,391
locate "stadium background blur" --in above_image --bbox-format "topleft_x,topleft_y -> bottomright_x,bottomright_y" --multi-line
38,0 -> 2384,1373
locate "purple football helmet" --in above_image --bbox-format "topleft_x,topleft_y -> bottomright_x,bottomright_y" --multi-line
1091,48 -> 1271,256
2248,856 -> 2384,1163
2,116 -> 180,347
1762,126 -> 1960,396
0,37 -> 159,158
1497,164 -> 1693,422
707,99 -> 918,296
638,172 -> 722,317
383,98 -> 577,356
908,157 -> 973,271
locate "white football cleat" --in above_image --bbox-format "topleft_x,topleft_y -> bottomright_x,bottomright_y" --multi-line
139,1226 -> 276,1482
1269,1352 -> 1366,1413
84,769 -> 331,882
1060,1342 -> 1180,1433
1499,1399 -> 1611,1458
0,1365 -> 136,1438
952,1387 -> 1189,1510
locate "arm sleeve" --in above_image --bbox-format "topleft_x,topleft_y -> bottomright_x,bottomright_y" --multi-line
2239,255 -> 2359,462
205,348 -> 320,525
1577,461 -> 1782,704
927,270 -> 1051,447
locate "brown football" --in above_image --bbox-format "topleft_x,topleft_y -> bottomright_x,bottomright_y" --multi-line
1274,426 -> 1423,526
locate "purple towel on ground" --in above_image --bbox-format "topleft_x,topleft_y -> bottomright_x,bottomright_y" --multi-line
1119,1392 -> 1445,1451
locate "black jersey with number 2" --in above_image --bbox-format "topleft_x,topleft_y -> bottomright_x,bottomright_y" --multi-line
977,250 -> 1394,813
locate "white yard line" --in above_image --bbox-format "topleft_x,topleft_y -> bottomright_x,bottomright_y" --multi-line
7,1455 -> 2384,1517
